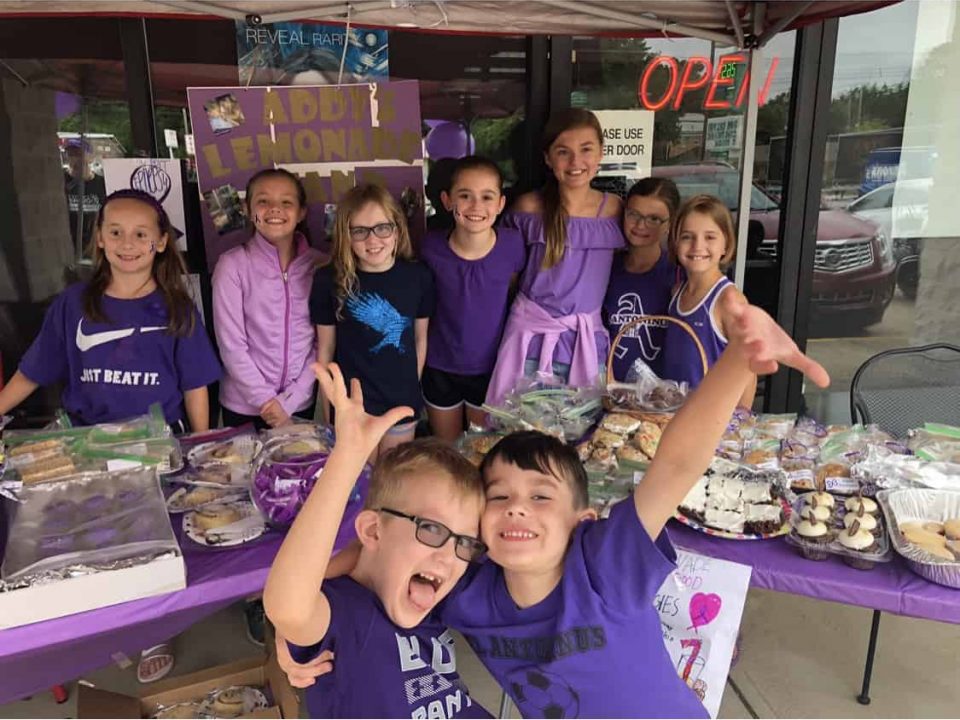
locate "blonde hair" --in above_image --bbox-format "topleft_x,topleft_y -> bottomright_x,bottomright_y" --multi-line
541,109 -> 604,269
669,194 -> 738,270
365,438 -> 484,511
328,183 -> 414,319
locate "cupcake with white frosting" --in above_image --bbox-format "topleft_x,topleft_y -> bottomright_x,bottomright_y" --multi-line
838,518 -> 880,570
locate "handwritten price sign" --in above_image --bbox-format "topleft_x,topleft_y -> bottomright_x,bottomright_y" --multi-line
655,550 -> 751,718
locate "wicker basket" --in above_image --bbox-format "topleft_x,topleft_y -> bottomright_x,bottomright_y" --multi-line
603,314 -> 707,416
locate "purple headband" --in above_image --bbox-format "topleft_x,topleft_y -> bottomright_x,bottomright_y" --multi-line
100,188 -> 171,229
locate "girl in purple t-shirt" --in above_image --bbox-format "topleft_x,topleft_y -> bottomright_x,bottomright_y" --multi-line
420,156 -> 526,441
0,189 -> 220,432
602,178 -> 681,382
663,194 -> 756,408
485,109 -> 624,405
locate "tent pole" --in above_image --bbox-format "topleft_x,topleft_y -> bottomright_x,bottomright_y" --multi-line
734,44 -> 763,291
723,0 -> 746,49
756,1 -> 815,47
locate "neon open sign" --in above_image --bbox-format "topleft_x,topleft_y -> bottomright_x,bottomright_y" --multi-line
638,54 -> 780,111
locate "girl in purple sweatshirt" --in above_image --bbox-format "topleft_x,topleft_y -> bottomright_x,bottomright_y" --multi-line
213,169 -> 323,429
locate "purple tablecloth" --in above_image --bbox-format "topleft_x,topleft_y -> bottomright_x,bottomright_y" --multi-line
668,522 -> 960,624
0,494 -> 364,704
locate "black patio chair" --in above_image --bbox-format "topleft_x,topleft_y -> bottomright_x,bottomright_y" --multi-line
850,343 -> 960,438
848,342 -> 960,705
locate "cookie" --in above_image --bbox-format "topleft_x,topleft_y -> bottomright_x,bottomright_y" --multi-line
922,521 -> 945,535
944,519 -> 960,541
592,429 -> 625,449
193,504 -> 241,531
901,524 -> 947,548
915,541 -> 955,561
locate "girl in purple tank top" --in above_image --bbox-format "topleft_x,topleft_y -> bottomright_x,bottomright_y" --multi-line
662,195 -> 757,409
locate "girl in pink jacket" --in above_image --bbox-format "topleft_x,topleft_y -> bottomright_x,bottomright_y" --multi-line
213,169 -> 323,429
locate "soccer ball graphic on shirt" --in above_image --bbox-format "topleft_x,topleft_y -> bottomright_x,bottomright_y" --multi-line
510,668 -> 580,719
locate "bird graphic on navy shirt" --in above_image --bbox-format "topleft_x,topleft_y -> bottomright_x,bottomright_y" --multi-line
346,292 -> 410,353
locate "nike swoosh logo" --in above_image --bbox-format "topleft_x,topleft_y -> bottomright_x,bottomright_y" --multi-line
76,321 -> 166,352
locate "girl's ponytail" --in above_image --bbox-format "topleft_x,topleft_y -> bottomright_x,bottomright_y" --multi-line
541,172 -> 567,270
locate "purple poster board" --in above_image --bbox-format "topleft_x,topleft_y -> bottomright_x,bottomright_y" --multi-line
187,81 -> 424,270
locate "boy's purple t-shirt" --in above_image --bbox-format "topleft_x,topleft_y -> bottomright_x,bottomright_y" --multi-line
441,500 -> 708,719
19,283 -> 221,426
288,576 -> 491,719
504,210 -> 623,367
602,252 -> 677,381
420,228 -> 526,376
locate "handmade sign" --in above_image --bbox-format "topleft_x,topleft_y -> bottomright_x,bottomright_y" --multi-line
187,81 -> 424,270
103,158 -> 187,252
655,549 -> 752,718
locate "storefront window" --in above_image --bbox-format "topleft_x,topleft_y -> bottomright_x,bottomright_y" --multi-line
803,0 -> 959,423
571,34 -> 797,367
0,41 -> 134,423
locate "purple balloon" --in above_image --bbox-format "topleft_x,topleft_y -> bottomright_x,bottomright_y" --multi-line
425,121 -> 475,160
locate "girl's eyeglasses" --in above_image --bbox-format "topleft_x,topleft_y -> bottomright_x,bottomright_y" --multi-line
625,211 -> 669,228
377,507 -> 487,562
349,222 -> 396,242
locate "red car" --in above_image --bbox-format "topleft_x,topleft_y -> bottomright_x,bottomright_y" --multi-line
650,163 -> 897,329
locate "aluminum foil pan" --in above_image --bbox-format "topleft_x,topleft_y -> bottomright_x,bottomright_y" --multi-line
877,488 -> 960,589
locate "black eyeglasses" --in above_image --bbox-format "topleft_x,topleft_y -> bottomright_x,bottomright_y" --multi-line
625,210 -> 669,228
349,222 -> 396,242
377,508 -> 487,562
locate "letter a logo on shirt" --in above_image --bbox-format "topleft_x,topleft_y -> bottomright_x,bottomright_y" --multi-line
76,319 -> 165,352
345,292 -> 410,353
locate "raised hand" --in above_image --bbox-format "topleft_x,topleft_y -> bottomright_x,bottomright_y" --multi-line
312,362 -> 414,455
722,297 -> 830,388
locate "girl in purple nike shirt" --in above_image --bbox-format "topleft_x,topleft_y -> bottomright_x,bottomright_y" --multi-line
0,189 -> 221,685
0,189 -> 220,432
662,194 -> 756,408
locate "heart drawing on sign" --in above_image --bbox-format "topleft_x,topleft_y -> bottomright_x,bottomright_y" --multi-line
688,592 -> 722,631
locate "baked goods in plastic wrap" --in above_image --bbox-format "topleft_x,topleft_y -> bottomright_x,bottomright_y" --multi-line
3,405 -> 179,484
877,488 -> 960,588
258,423 -> 333,460
853,443 -> 960,494
814,424 -> 904,495
150,685 -> 269,718
0,466 -> 179,587
578,413 -> 665,479
456,428 -> 507,467
482,378 -> 602,442
605,358 -> 689,414
907,423 -> 960,463
250,436 -> 365,528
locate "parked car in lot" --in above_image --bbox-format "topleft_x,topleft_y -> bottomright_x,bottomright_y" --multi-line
848,178 -> 930,299
650,163 -> 897,329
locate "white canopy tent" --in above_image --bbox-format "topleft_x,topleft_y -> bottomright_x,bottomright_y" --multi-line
0,1 -> 894,48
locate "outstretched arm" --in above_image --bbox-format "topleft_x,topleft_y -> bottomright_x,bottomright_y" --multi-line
0,372 -> 38,416
263,364 -> 413,646
634,296 -> 829,538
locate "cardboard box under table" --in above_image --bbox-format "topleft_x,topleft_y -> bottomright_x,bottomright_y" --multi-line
77,653 -> 299,719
